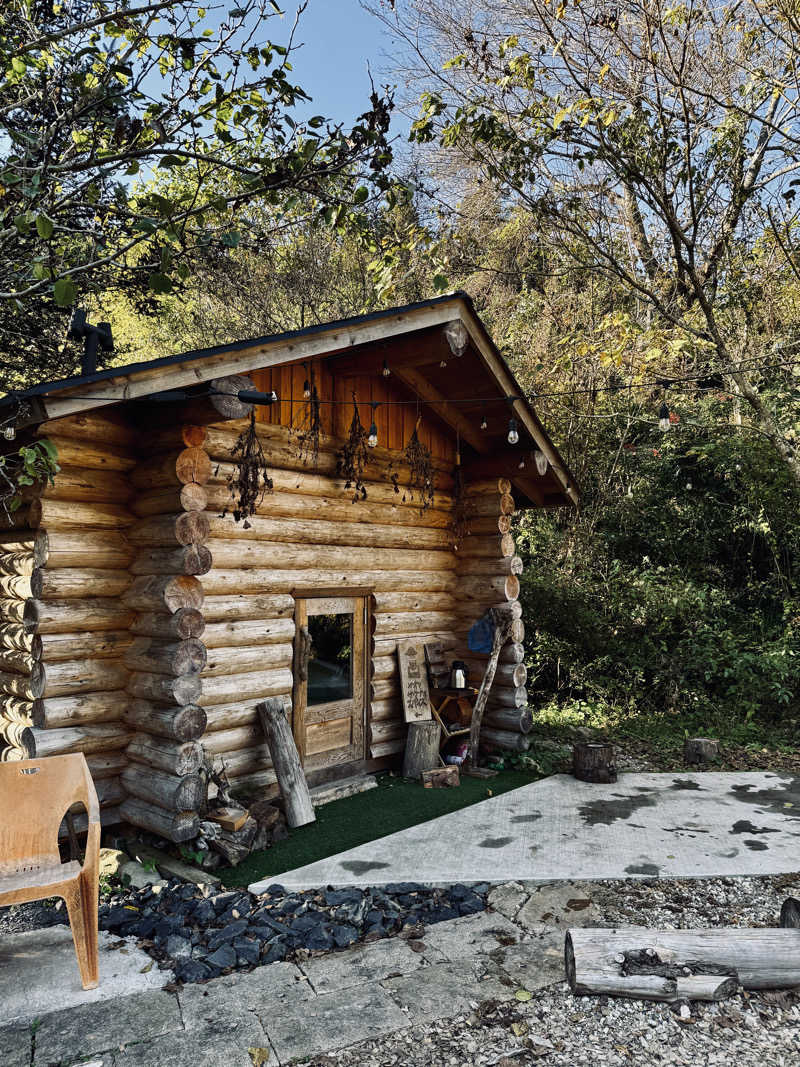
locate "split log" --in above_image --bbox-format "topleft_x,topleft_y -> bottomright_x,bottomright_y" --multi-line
130,609 -> 205,640
402,720 -> 441,779
422,766 -> 460,788
121,765 -> 205,812
683,737 -> 720,764
201,593 -> 294,623
130,545 -> 212,576
257,696 -> 315,828
125,734 -> 203,776
573,741 -> 617,784
33,568 -> 130,600
127,671 -> 202,706
28,598 -> 135,634
131,484 -> 208,517
42,660 -> 129,699
202,643 -> 292,677
30,723 -> 132,757
129,512 -> 210,547
33,691 -> 125,728
484,708 -> 533,733
203,616 -> 294,649
124,638 -> 207,676
199,669 -> 293,708
39,630 -> 131,663
480,727 -> 530,753
29,499 -> 136,530
42,530 -> 134,570
123,575 -> 204,614
568,972 -> 737,1003
124,700 -> 207,742
566,927 -> 800,993
119,796 -> 200,844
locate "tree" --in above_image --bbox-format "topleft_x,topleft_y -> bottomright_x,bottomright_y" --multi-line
0,0 -> 393,386
382,0 -> 800,488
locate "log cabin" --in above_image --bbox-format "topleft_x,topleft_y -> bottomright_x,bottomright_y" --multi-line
0,293 -> 577,844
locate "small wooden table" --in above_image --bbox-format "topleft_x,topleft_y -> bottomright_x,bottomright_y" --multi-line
429,687 -> 477,766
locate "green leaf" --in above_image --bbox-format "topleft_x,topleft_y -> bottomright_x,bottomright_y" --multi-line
353,186 -> 369,205
221,230 -> 240,247
53,278 -> 75,306
148,272 -> 173,294
11,57 -> 26,75
432,273 -> 449,292
13,214 -> 30,235
36,215 -> 54,240
514,989 -> 532,1002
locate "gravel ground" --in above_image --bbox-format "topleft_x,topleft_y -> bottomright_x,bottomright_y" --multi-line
292,872 -> 800,1067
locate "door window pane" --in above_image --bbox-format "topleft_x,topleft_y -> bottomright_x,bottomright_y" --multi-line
307,613 -> 353,705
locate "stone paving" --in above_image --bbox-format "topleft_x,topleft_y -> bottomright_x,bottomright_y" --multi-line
251,771 -> 800,891
0,882 -> 571,1067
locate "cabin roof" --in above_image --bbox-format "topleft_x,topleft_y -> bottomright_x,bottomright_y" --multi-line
3,293 -> 577,507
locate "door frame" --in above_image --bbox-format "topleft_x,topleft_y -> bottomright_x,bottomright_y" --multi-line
291,587 -> 371,768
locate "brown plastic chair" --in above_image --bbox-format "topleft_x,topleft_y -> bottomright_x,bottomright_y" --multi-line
0,753 -> 100,989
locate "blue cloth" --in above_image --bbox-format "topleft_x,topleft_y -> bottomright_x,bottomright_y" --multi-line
468,612 -> 495,654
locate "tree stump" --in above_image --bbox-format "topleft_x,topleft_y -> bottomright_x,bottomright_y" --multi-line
402,720 -> 441,779
573,740 -> 617,783
683,737 -> 720,765
780,897 -> 800,929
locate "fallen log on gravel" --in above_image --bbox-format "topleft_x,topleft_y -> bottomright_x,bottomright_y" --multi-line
566,918 -> 800,1000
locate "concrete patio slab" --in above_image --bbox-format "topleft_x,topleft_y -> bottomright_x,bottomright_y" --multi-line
251,771 -> 800,891
0,926 -> 166,1027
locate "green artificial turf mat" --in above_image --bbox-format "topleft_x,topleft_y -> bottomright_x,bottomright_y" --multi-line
219,768 -> 543,887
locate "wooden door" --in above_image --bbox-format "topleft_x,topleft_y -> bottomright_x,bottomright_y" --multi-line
293,595 -> 366,770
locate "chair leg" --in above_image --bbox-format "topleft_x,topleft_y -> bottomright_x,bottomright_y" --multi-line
63,874 -> 99,990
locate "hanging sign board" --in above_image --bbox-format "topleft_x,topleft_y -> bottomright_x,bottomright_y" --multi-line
397,639 -> 432,724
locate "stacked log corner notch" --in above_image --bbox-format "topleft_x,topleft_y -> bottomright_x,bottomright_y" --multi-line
199,417 -> 462,787
120,425 -> 212,843
0,531 -> 45,763
455,478 -> 530,752
0,411 -> 139,819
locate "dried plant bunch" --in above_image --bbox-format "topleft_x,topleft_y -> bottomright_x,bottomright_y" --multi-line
222,410 -> 273,526
336,394 -> 370,502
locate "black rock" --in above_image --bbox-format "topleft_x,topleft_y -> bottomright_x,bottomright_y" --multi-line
261,940 -> 288,964
305,926 -> 335,952
165,934 -> 192,959
248,913 -> 289,937
449,884 -> 470,900
233,938 -> 261,966
137,915 -> 158,939
423,906 -> 459,925
276,897 -> 302,916
100,904 -> 140,933
330,923 -> 358,948
206,919 -> 250,951
175,959 -> 213,984
323,888 -> 364,907
192,899 -> 216,925
264,884 -> 286,897
204,944 -> 237,970
457,894 -> 485,917
385,882 -> 423,894
290,912 -> 325,934
472,883 -> 490,895
210,892 -> 240,914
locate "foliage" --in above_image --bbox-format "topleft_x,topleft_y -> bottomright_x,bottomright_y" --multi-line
0,0 -> 393,385
222,411 -> 272,526
0,438 -> 60,519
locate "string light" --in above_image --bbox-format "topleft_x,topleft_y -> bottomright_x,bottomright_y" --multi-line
534,449 -> 548,475
3,424 -> 15,441
507,418 -> 519,445
367,402 -> 379,448
518,454 -> 526,469
382,359 -> 390,378
480,411 -> 488,431
658,402 -> 670,432
303,379 -> 311,401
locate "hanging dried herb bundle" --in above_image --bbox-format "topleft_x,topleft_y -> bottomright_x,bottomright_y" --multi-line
291,362 -> 322,468
336,393 -> 370,502
222,410 -> 273,526
451,461 -> 473,550
402,418 -> 435,512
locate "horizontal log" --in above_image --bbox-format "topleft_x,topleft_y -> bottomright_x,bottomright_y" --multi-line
39,630 -> 132,663
119,796 -> 200,844
144,425 -> 208,452
43,530 -> 134,570
128,512 -> 210,547
369,719 -> 408,745
0,725 -> 35,758
125,733 -> 203,776
484,708 -> 534,733
29,598 -> 135,635
127,672 -> 202,706
202,568 -> 455,596
28,499 -> 135,530
455,533 -> 516,559
201,677 -> 292,730
568,972 -> 737,1003
489,685 -> 528,709
467,515 -> 514,536
457,575 -> 520,602
0,531 -> 48,567
206,538 -> 457,574
0,574 -> 32,599
33,691 -> 125,729
37,411 -> 138,448
203,616 -> 294,650
459,555 -> 523,577
203,743 -> 354,781
0,648 -> 36,674
130,447 -> 212,490
95,777 -> 126,809
42,660 -> 129,699
121,765 -> 205,812
201,593 -> 294,623
87,751 -> 127,779
40,465 -> 131,504
30,723 -> 132,757
130,545 -> 212,576
0,598 -> 37,630
34,569 -> 131,600
465,661 -> 527,688
470,642 -> 526,665
199,668 -> 294,708
370,698 -> 404,723
372,592 -> 457,615
0,719 -> 34,748
206,512 -> 453,551
130,484 -> 208,517
0,663 -> 44,700
0,696 -> 39,723
203,643 -> 291,678
372,632 -> 458,660
480,727 -> 529,752
34,433 -> 137,472
0,551 -> 35,578
200,725 -> 266,756
124,638 -> 207,677
130,608 -> 206,640
124,700 -> 207,742
370,737 -> 405,760
123,575 -> 204,614
372,612 -> 458,637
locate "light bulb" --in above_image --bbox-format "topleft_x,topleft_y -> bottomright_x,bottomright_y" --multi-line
534,449 -> 548,476
440,359 -> 447,368
518,457 -> 526,469
507,418 -> 519,445
303,380 -> 311,400
3,424 -> 16,441
367,423 -> 378,448
480,415 -> 488,431
382,359 -> 390,378
658,402 -> 670,432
